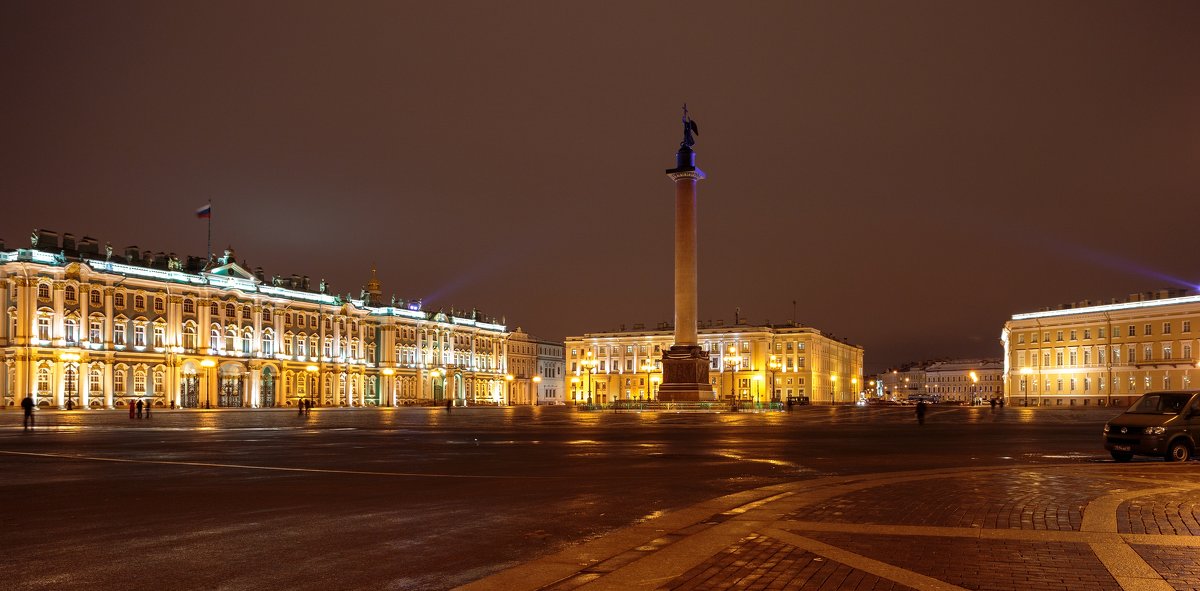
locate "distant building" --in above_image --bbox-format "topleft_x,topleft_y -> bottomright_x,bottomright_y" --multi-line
924,359 -> 1003,403
880,366 -> 927,401
1002,288 -> 1200,407
565,323 -> 864,405
535,339 -> 565,405
0,229 -> 522,408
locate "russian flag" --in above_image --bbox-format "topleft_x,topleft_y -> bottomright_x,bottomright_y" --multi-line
195,204 -> 211,218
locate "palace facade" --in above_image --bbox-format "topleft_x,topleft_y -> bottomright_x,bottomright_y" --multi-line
1,230 -> 530,409
565,323 -> 864,405
1002,289 -> 1200,407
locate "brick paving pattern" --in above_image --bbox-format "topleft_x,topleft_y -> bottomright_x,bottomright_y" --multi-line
788,472 -> 1152,531
660,533 -> 914,591
797,531 -> 1123,591
1119,490 -> 1200,535
1132,545 -> 1200,591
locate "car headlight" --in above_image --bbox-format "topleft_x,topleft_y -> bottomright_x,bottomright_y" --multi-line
1103,424 -> 1110,433
1149,426 -> 1166,435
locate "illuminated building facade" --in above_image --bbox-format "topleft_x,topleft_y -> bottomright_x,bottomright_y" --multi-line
1,231 -> 520,409
1002,289 -> 1200,407
504,329 -> 566,405
565,324 -> 864,405
923,359 -> 1003,403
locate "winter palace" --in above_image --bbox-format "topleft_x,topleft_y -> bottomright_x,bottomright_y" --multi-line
1,229 -> 551,409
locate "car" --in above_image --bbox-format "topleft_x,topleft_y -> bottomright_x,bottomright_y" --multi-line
1104,391 -> 1200,462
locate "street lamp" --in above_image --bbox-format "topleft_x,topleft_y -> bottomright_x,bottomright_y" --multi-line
580,351 -> 598,405
752,375 -> 763,407
767,355 -> 782,403
722,345 -> 740,404
505,374 -> 514,405
640,361 -> 657,402
830,375 -> 838,404
650,374 -> 660,401
201,358 -> 217,408
851,377 -> 858,403
532,375 -> 542,405
60,352 -> 81,410
969,370 -> 979,405
1020,366 -> 1032,407
382,367 -> 395,407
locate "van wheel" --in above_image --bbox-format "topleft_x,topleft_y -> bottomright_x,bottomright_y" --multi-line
1166,440 -> 1192,462
1110,451 -> 1133,462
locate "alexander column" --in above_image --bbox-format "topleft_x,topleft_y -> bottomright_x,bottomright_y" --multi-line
658,106 -> 714,402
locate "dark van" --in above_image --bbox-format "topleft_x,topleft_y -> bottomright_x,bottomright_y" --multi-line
1104,391 -> 1200,462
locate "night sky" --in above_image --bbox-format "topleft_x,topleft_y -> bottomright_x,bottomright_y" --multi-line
2,3 -> 1198,372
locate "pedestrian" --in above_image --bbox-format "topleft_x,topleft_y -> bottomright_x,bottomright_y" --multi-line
989,398 -> 997,410
129,400 -> 136,419
21,395 -> 34,430
145,401 -> 151,418
446,398 -> 452,413
787,398 -> 794,412
916,399 -> 927,425
170,400 -> 175,410
999,398 -> 1005,408
136,399 -> 144,419
298,400 -> 304,416
305,399 -> 312,416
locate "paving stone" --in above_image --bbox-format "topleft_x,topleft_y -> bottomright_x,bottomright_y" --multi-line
1118,491 -> 1200,535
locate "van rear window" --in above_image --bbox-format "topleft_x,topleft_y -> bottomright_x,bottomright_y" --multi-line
1128,393 -> 1193,414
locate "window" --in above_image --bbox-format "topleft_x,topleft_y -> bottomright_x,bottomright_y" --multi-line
242,329 -> 252,354
1056,331 -> 1063,341
1098,327 -> 1105,338
64,317 -> 78,343
154,297 -> 165,313
1163,322 -> 1172,335
262,332 -> 274,356
153,370 -> 164,396
115,369 -> 126,394
65,285 -> 77,302
226,304 -> 235,317
37,366 -> 51,394
183,323 -> 197,349
1145,324 -> 1153,336
115,293 -> 125,308
1163,344 -> 1173,360
1084,349 -> 1091,365
134,295 -> 145,310
211,302 -> 219,315
1069,330 -> 1077,340
37,315 -> 51,341
1017,334 -> 1025,344
1069,350 -> 1077,365
210,327 -> 221,350
243,307 -> 252,320
1055,351 -> 1063,366
1185,344 -> 1193,360
113,321 -> 127,346
89,318 -> 103,343
90,290 -> 101,305
90,369 -> 102,396
134,324 -> 146,347
1184,321 -> 1192,333
1144,345 -> 1153,361
183,299 -> 195,314
134,370 -> 146,395
1083,329 -> 1091,339
1056,378 -> 1063,392
37,283 -> 50,299
153,324 -> 165,348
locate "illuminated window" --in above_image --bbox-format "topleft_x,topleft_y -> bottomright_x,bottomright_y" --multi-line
134,370 -> 146,395
65,285 -> 77,302
134,295 -> 145,310
134,324 -> 146,347
115,368 -> 126,394
154,297 -> 165,313
37,366 -> 51,394
1144,345 -> 1153,361
90,290 -> 101,305
114,293 -> 125,308
183,299 -> 195,314
1163,344 -> 1173,360
183,323 -> 197,349
37,283 -> 50,299
89,318 -> 103,342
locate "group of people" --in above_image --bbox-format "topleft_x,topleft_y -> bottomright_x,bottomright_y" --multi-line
297,399 -> 313,416
128,399 -> 152,419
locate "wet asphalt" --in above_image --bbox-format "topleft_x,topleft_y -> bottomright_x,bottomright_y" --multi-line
0,404 -> 1124,590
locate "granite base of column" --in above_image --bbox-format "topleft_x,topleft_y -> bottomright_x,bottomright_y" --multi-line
658,345 -> 714,402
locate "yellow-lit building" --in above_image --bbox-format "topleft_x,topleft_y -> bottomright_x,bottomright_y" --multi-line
1,230 -> 523,409
1002,289 -> 1200,408
565,323 -> 864,405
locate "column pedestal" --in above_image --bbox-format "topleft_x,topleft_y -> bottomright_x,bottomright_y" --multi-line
658,345 -> 714,401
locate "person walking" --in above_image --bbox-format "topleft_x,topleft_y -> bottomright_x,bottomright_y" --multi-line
136,399 -> 144,419
304,399 -> 312,416
145,401 -> 151,419
298,400 -> 304,416
915,399 -> 927,425
445,398 -> 452,413
21,395 -> 35,430
129,400 -> 136,419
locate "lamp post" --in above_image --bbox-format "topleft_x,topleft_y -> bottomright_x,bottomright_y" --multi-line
851,377 -> 858,404
201,358 -> 217,409
505,374 -> 514,405
722,345 -> 740,404
382,367 -> 395,406
650,374 -> 660,401
580,351 -> 597,405
830,375 -> 838,404
767,355 -> 781,403
532,375 -> 542,405
60,352 -> 81,410
641,361 -> 657,402
752,374 -> 763,408
1020,366 -> 1032,407
969,370 -> 979,405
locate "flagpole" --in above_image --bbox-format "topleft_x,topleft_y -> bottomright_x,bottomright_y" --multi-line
207,200 -> 212,266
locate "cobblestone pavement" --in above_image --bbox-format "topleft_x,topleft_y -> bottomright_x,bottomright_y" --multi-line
459,463 -> 1200,591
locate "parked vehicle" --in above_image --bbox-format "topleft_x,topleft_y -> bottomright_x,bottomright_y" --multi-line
1104,391 -> 1200,462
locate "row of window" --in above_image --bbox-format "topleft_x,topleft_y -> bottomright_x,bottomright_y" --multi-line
1016,321 -> 1194,345
1018,372 -> 1193,393
1017,342 -> 1196,367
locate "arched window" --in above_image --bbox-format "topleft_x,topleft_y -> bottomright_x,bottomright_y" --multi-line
64,316 -> 79,344
225,326 -> 237,351
90,289 -> 102,305
36,366 -> 51,395
210,302 -> 219,315
114,366 -> 127,394
134,295 -> 145,310
153,321 -> 166,348
284,333 -> 294,355
225,303 -> 235,317
152,369 -> 164,396
261,308 -> 271,322
36,311 -> 52,341
242,327 -> 253,354
89,367 -> 103,396
210,326 -> 221,351
37,283 -> 50,299
183,321 -> 198,349
113,316 -> 128,346
242,307 -> 252,320
296,333 -> 307,357
65,285 -> 77,302
183,298 -> 195,314
154,297 -> 165,313
89,315 -> 104,343
114,292 -> 125,308
134,369 -> 147,395
262,330 -> 274,356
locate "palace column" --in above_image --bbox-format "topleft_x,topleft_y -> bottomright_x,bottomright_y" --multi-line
659,108 -> 714,401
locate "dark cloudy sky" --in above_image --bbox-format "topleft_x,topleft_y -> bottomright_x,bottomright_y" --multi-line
2,2 -> 1198,372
